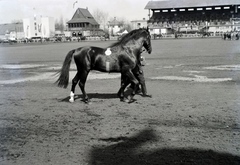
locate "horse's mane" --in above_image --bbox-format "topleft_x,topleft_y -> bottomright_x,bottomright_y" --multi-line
109,28 -> 146,48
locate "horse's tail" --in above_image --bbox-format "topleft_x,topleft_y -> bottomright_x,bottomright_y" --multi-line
56,49 -> 75,88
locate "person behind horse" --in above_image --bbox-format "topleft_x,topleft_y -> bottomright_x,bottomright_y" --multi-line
117,48 -> 151,99
129,55 -> 151,97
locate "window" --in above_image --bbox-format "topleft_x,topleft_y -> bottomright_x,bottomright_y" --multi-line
224,7 -> 230,9
162,10 -> 168,12
197,8 -> 203,11
179,9 -> 185,11
188,8 -> 194,11
215,7 -> 221,10
206,7 -> 212,10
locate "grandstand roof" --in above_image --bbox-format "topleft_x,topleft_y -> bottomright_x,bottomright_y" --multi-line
145,0 -> 240,9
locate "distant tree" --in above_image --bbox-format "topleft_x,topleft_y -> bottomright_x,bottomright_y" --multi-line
92,8 -> 109,31
124,23 -> 132,32
55,15 -> 65,32
118,17 -> 132,32
109,16 -> 132,32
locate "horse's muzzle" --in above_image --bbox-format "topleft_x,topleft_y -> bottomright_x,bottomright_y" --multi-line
144,43 -> 152,54
147,47 -> 152,54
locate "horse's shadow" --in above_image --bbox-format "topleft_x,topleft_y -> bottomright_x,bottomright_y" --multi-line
89,128 -> 240,165
59,93 -> 120,102
59,88 -> 135,102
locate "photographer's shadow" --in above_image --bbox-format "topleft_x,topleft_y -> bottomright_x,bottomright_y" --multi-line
90,128 -> 240,165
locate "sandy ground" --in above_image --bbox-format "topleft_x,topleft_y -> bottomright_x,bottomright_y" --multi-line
0,39 -> 240,165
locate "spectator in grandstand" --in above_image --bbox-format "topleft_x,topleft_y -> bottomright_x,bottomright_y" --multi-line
236,32 -> 239,40
223,32 -> 227,40
174,32 -> 178,39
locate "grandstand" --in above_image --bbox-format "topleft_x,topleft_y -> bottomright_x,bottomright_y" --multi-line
145,0 -> 240,36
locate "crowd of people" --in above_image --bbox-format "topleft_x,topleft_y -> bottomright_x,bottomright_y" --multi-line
222,31 -> 240,40
149,10 -> 239,29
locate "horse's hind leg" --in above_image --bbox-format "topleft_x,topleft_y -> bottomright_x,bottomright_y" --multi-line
69,73 -> 80,103
78,71 -> 90,103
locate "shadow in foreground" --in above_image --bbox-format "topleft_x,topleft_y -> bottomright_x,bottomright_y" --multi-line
89,129 -> 240,165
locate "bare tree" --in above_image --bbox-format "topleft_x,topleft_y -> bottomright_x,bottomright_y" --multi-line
92,8 -> 109,31
109,16 -> 132,32
55,15 -> 65,32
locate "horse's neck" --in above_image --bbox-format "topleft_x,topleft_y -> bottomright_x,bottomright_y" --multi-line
122,38 -> 143,60
124,37 -> 143,51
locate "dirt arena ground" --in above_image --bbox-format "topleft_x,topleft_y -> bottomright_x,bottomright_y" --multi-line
0,38 -> 240,165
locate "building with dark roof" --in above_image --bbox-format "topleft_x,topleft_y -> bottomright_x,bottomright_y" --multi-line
67,8 -> 103,36
0,23 -> 24,40
145,0 -> 240,9
145,0 -> 240,35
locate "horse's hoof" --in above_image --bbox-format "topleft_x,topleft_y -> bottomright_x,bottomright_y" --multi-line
86,101 -> 92,105
84,99 -> 91,104
120,98 -> 128,103
128,98 -> 136,104
69,98 -> 74,103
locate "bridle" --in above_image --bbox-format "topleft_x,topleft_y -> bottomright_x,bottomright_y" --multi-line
142,30 -> 151,54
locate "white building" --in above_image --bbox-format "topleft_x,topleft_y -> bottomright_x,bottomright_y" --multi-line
23,16 -> 55,38
131,18 -> 148,30
108,18 -> 123,36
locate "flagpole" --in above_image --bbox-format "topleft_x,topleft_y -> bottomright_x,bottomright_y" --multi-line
73,1 -> 78,9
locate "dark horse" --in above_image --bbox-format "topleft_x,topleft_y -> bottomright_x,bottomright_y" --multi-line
56,28 -> 152,103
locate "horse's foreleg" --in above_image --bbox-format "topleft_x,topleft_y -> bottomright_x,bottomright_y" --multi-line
69,73 -> 80,103
117,74 -> 130,101
124,70 -> 139,103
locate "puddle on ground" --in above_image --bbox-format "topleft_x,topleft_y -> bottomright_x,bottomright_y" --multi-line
0,71 -> 120,85
1,64 -> 237,84
204,65 -> 240,71
151,76 -> 232,82
0,64 -> 46,69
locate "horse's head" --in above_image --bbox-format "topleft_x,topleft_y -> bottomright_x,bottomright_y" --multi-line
142,27 -> 152,54
110,28 -> 152,54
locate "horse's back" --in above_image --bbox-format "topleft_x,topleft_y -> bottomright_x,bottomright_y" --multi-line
74,46 -> 105,57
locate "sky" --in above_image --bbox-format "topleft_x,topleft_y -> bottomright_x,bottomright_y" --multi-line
0,0 -> 151,24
